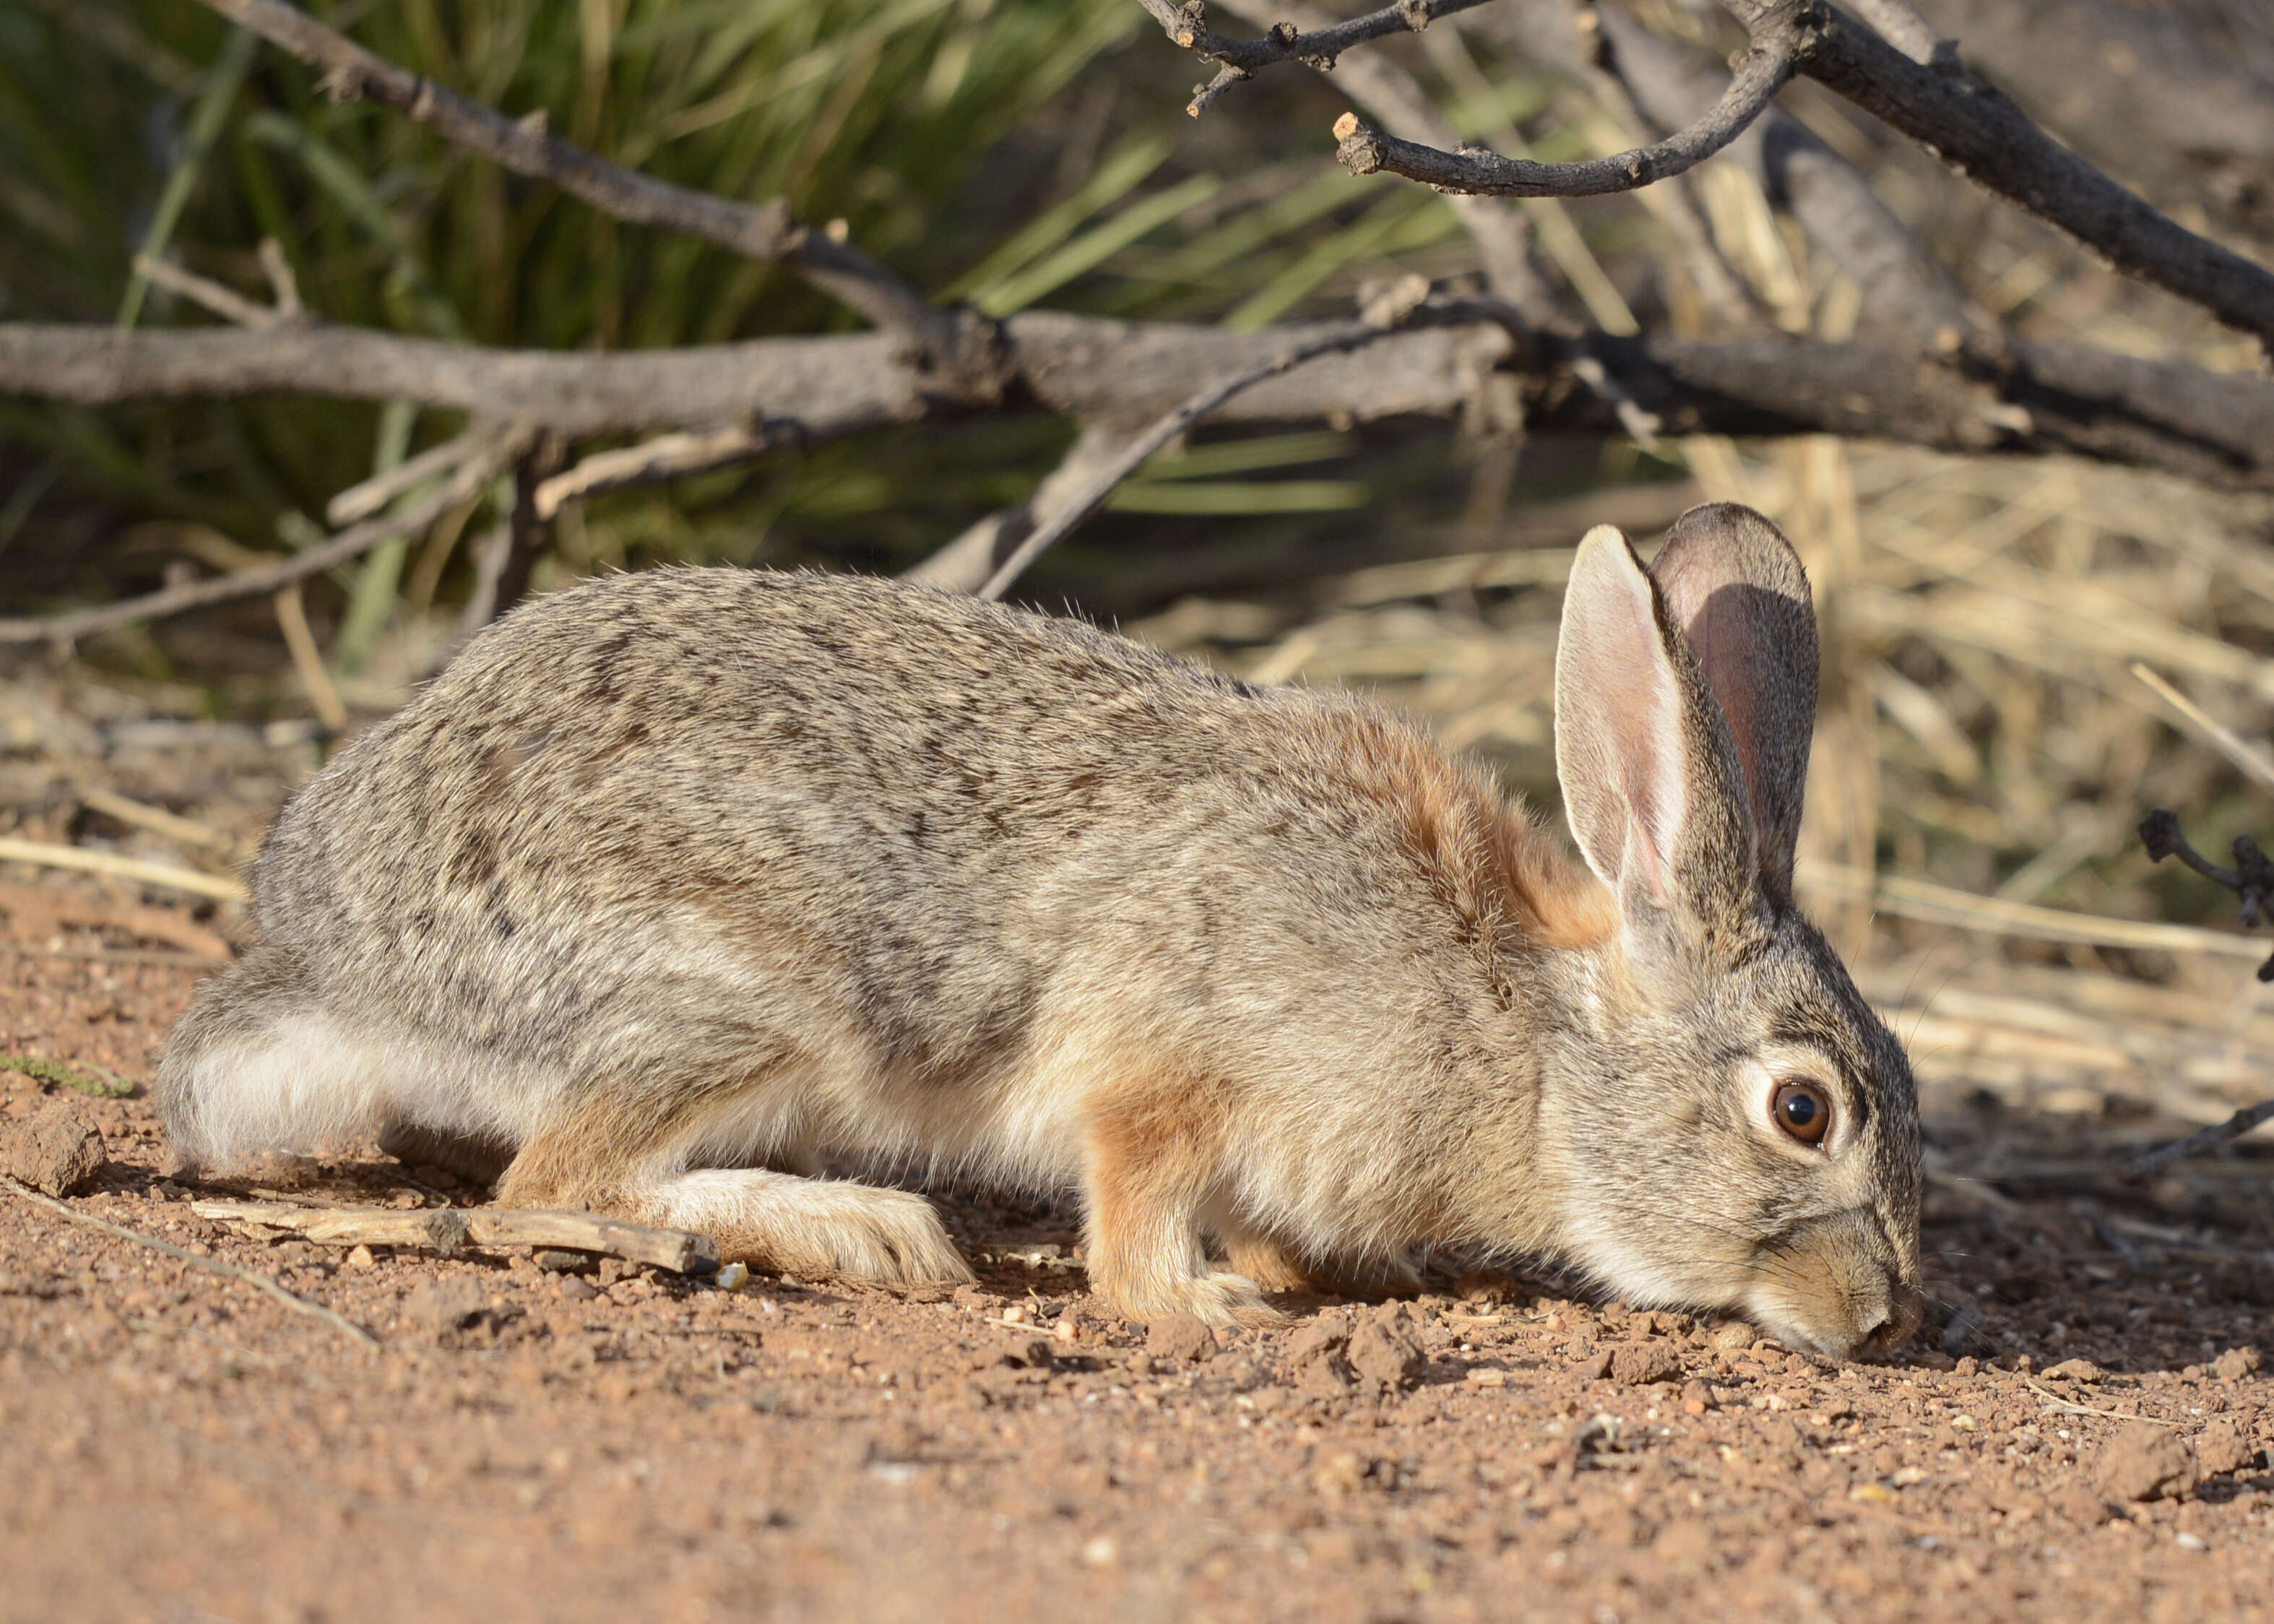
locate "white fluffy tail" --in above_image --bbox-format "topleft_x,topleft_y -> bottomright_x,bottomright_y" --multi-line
157,992 -> 390,1173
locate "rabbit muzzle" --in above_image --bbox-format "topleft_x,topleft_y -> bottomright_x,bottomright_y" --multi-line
1744,1207 -> 1923,1360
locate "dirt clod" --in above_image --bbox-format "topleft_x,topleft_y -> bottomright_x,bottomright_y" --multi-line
1345,1308 -> 1424,1394
404,1276 -> 488,1343
1709,1321 -> 1755,1350
0,1103 -> 105,1196
2047,1482 -> 2111,1526
1610,1342 -> 1684,1386
2196,1418 -> 2256,1477
1143,1313 -> 1214,1364
2098,1421 -> 2200,1503
2043,1357 -> 2104,1384
1286,1316 -> 1355,1396
2211,1345 -> 2262,1382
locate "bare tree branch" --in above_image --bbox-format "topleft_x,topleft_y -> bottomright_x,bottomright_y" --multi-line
1136,0 -> 1500,115
1333,27 -> 1797,196
189,0 -> 1007,392
1560,15 -> 1762,329
12,310 -> 2274,500
1725,0 -> 2274,350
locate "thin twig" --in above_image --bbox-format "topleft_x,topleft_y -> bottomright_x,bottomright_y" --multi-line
1212,0 -> 1556,319
1573,16 -> 1764,329
2022,1376 -> 2176,1426
2,1175 -> 379,1349
2136,808 -> 2274,980
1138,0 -> 1502,114
975,308 -> 1415,600
272,583 -> 349,732
1333,30 -> 1797,196
0,835 -> 248,903
904,423 -> 1141,594
131,254 -> 288,329
256,238 -> 304,320
327,426 -> 492,525
0,426 -> 527,646
531,423 -> 790,519
2126,1101 -> 2274,1177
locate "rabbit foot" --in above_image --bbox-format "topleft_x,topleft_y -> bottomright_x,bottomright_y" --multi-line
644,1169 -> 976,1287
1087,1261 -> 1284,1329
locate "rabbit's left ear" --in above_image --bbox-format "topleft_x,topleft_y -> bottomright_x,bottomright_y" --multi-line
1648,504 -> 1819,900
1555,524 -> 1757,930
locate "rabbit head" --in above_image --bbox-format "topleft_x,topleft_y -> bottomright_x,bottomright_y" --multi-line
1545,504 -> 1922,1359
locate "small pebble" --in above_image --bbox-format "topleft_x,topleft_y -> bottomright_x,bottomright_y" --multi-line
715,1261 -> 750,1292
345,1245 -> 376,1271
558,1276 -> 600,1302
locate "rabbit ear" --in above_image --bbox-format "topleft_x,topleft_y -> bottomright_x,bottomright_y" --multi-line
1555,524 -> 1756,925
1647,504 -> 1819,899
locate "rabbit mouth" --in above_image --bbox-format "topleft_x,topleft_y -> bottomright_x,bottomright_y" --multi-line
1742,1247 -> 1924,1360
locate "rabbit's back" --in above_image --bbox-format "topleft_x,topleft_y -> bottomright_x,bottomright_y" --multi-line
252,569 -> 1580,1111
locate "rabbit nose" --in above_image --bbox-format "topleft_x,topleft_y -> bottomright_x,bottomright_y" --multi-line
1859,1280 -> 1926,1352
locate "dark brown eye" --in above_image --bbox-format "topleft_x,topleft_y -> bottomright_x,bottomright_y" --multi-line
1773,1080 -> 1833,1146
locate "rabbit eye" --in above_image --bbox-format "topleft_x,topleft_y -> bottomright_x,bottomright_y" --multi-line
1772,1080 -> 1833,1146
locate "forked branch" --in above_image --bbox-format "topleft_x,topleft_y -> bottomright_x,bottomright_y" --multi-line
1138,0 -> 1500,114
1333,29 -> 1796,196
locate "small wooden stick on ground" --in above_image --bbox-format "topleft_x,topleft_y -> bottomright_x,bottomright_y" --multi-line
3,1176 -> 379,1349
193,1199 -> 720,1275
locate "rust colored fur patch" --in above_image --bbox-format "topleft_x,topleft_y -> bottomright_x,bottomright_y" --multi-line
1336,712 -> 1617,953
1082,1061 -> 1245,1320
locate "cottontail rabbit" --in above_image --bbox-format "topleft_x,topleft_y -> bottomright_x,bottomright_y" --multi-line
161,503 -> 1921,1356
